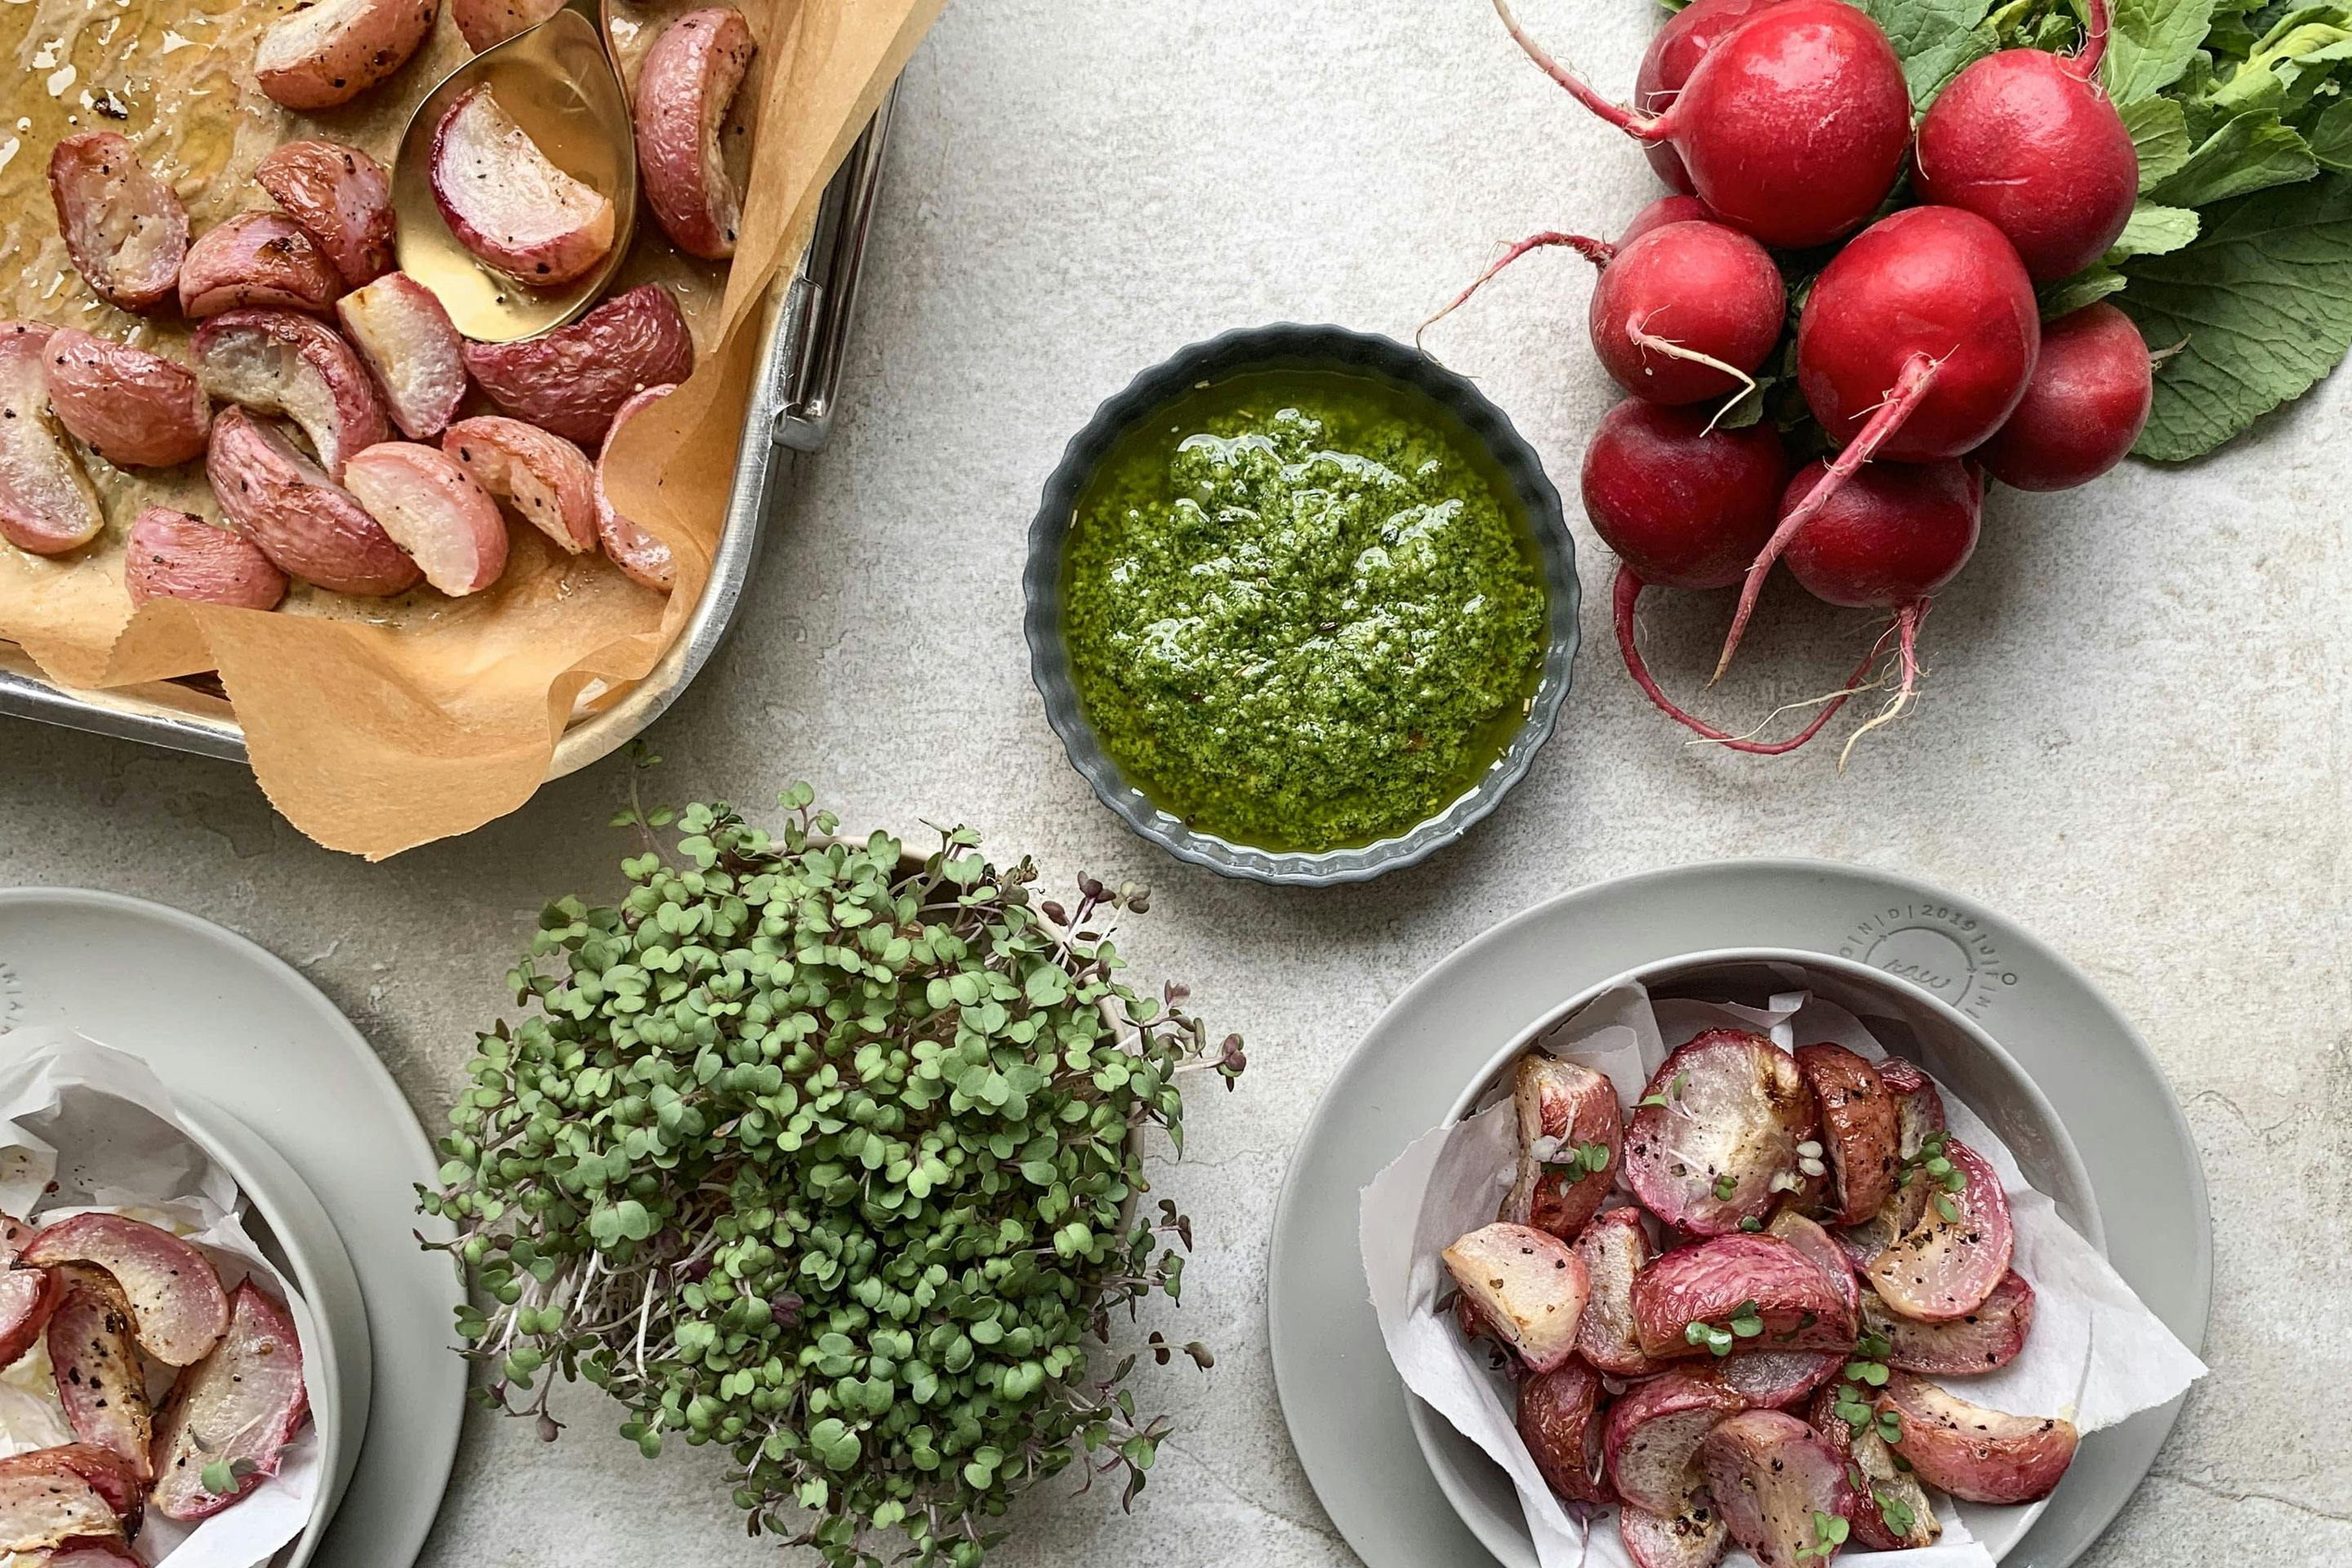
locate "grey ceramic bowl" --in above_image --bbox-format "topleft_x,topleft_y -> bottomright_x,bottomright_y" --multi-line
1023,323 -> 1580,885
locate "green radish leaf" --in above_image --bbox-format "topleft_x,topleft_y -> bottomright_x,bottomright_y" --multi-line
2148,112 -> 2319,207
1857,0 -> 2000,107
2122,95 -> 2194,189
2310,97 -> 2352,169
2039,266 -> 2129,318
2107,201 -> 2203,259
2105,0 -> 2221,102
2121,173 -> 2352,458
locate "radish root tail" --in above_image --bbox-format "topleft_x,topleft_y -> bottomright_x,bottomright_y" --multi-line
1492,0 -> 1668,140
1837,601 -> 1927,771
1711,350 -> 1942,684
1624,312 -> 1760,429
2065,0 -> 2112,82
1418,232 -> 1616,350
1614,564 -> 1882,755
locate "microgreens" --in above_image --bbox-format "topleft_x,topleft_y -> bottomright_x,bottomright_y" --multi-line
1739,1216 -> 1765,1232
1685,1321 -> 1736,1357
1686,1300 -> 1763,1357
1636,1071 -> 1690,1111
1793,1509 -> 1850,1562
417,762 -> 1247,1568
200,1457 -> 258,1497
1537,1138 -> 1614,1183
1711,1173 -> 1739,1201
1873,1486 -> 1918,1539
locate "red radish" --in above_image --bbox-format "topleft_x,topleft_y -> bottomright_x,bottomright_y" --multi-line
1977,301 -> 2152,491
1715,205 -> 2034,677
1617,193 -> 1717,247
1584,402 -> 1880,752
1775,457 -> 1983,758
1431,220 -> 1783,407
1633,0 -> 1787,194
1913,0 -> 2136,280
1493,0 -> 1910,249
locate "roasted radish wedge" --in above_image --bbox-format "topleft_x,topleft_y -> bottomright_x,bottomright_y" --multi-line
0,323 -> 105,558
0,1267 -> 60,1365
206,408 -> 421,596
256,140 -> 397,288
0,1446 -> 144,1534
180,214 -> 345,319
1860,1270 -> 2034,1374
442,416 -> 597,552
1877,1371 -> 2078,1504
1793,1043 -> 1898,1225
1764,1209 -> 1859,1320
432,85 -> 617,287
1709,1349 -> 1842,1409
1439,1223 -> 1588,1374
1696,1410 -> 1855,1568
20,1215 -> 227,1369
1864,1138 -> 2012,1321
254,0 -> 439,111
0,1470 -> 119,1556
47,134 -> 187,313
452,0 -> 564,49
1810,1383 -> 1940,1549
1624,1030 -> 1811,1235
193,309 -> 390,479
1631,1233 -> 1855,1360
1601,1370 -> 1745,1515
42,331 -> 211,470
336,274 -> 467,439
1619,1500 -> 1730,1568
149,1281 -> 311,1522
635,8 -> 757,260
342,443 -> 510,595
596,381 -> 679,590
125,510 -> 290,611
30,1537 -> 142,1567
43,1266 -> 153,1481
1834,1179 -> 1929,1274
462,282 -> 694,444
1517,1360 -> 1612,1505
1573,1207 -> 1661,1377
1877,1054 -> 1947,1158
1503,1056 -> 1623,1240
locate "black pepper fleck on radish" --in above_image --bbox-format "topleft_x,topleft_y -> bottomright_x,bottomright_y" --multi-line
1911,0 -> 2137,282
1493,0 -> 1912,249
1977,301 -> 2154,492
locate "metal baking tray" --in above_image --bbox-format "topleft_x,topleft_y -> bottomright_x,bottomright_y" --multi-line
0,91 -> 898,778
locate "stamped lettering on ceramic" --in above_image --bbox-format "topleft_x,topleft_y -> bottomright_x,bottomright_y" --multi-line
1839,900 -> 2016,1021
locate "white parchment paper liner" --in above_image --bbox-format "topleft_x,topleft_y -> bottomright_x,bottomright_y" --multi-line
1360,980 -> 2207,1568
0,1031 -> 325,1568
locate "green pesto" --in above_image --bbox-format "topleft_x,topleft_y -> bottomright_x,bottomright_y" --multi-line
1062,369 -> 1547,853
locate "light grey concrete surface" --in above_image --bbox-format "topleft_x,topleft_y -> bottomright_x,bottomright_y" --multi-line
2,2 -> 2347,1564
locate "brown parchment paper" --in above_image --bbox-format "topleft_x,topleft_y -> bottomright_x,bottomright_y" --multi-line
0,0 -> 942,858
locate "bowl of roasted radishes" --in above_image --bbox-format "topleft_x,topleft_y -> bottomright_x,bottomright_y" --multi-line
1365,950 -> 2204,1568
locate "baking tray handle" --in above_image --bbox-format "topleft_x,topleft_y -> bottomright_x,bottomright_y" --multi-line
773,90 -> 898,453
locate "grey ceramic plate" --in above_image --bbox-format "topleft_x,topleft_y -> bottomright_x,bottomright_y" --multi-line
0,889 -> 464,1568
1268,859 -> 2210,1568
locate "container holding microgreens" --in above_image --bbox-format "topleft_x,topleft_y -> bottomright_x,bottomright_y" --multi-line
417,776 -> 1246,1567
1358,950 -> 2206,1568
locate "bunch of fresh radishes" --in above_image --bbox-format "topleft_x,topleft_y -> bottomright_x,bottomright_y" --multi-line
1457,0 -> 2153,758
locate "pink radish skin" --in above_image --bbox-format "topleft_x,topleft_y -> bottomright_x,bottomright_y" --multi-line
1633,0 -> 1787,194
1618,194 -> 1719,247
1977,301 -> 2153,492
1494,0 -> 1910,250
1913,0 -> 2136,281
1715,206 -> 2034,679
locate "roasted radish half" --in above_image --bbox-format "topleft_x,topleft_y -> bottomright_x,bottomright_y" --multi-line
1601,1370 -> 1745,1515
20,1215 -> 227,1368
432,85 -> 617,287
42,331 -> 211,470
1764,1209 -> 1859,1321
149,1281 -> 311,1521
47,134 -> 188,313
1877,1054 -> 1948,1159
43,1267 -> 153,1482
336,274 -> 467,439
31,1537 -> 141,1567
193,309 -> 390,479
1709,1349 -> 1842,1410
1632,1234 -> 1855,1360
0,323 -> 105,558
0,1470 -> 119,1556
1865,1139 -> 2013,1321
255,140 -> 397,288
1696,1410 -> 1855,1568
1810,1383 -> 1940,1549
180,213 -> 345,319
0,1267 -> 61,1365
125,509 -> 291,611
442,416 -> 597,552
1440,1223 -> 1588,1374
254,0 -> 439,111
1860,1270 -> 2034,1375
462,282 -> 694,444
1793,1043 -> 1898,1225
1620,1500 -> 1730,1568
1503,1056 -> 1624,1240
1877,1370 -> 2078,1504
1517,1360 -> 1613,1505
452,0 -> 564,50
206,408 -> 421,596
342,443 -> 510,595
1625,1030 -> 1812,1235
596,381 -> 678,590
0,1446 -> 144,1535
1574,1207 -> 1662,1377
635,8 -> 756,260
